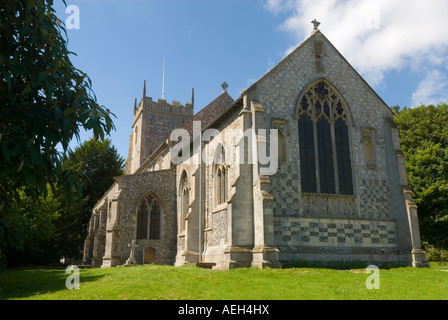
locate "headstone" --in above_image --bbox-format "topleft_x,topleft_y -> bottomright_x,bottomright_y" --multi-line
143,247 -> 156,264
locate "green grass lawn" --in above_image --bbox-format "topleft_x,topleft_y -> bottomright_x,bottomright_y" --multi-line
1,263 -> 447,300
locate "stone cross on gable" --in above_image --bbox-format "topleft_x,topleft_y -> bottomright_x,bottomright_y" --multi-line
312,19 -> 324,72
221,81 -> 229,92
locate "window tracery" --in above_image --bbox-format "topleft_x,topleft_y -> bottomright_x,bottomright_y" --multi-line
136,194 -> 161,240
298,81 -> 354,195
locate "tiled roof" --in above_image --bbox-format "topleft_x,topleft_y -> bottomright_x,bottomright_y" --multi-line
139,91 -> 235,170
178,90 -> 234,137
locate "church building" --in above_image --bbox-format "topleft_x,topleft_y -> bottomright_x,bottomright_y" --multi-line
82,23 -> 428,269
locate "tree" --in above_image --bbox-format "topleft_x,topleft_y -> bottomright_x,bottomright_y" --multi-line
62,138 -> 124,208
394,103 -> 448,249
55,138 -> 124,260
0,0 -> 115,210
0,0 -> 116,261
2,187 -> 60,267
390,105 -> 400,115
1,138 -> 124,267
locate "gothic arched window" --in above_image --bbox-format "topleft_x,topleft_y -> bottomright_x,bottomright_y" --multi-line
297,81 -> 354,195
136,194 -> 161,240
214,145 -> 227,206
215,166 -> 227,205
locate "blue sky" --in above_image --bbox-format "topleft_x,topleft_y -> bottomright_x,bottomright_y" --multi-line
54,0 -> 448,160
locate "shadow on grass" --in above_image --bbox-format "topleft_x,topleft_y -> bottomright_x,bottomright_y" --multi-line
0,267 -> 104,300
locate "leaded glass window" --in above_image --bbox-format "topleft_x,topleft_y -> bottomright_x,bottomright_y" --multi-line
215,145 -> 227,206
136,194 -> 162,240
297,81 -> 354,195
298,114 -> 317,193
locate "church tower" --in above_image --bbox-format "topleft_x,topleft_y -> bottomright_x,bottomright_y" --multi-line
125,81 -> 194,174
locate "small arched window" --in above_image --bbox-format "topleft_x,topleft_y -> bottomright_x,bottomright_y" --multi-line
179,171 -> 189,232
214,144 -> 227,206
136,194 -> 162,240
297,81 -> 354,195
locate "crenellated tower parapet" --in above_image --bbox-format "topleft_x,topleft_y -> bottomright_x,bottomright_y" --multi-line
134,96 -> 194,122
125,81 -> 194,174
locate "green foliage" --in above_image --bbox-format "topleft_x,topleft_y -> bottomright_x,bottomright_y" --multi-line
394,103 -> 448,249
52,187 -> 89,261
54,138 -> 124,260
1,188 -> 61,267
390,105 -> 401,115
0,0 -> 117,265
0,0 -> 115,214
62,138 -> 124,208
0,248 -> 5,273
423,243 -> 448,264
1,138 -> 124,267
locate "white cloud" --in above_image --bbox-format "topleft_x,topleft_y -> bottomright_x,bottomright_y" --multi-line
264,0 -> 298,14
412,70 -> 448,106
264,0 -> 448,105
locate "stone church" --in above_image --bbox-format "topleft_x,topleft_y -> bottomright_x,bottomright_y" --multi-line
82,24 -> 428,269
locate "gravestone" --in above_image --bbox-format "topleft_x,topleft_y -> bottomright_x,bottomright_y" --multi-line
143,247 -> 156,264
